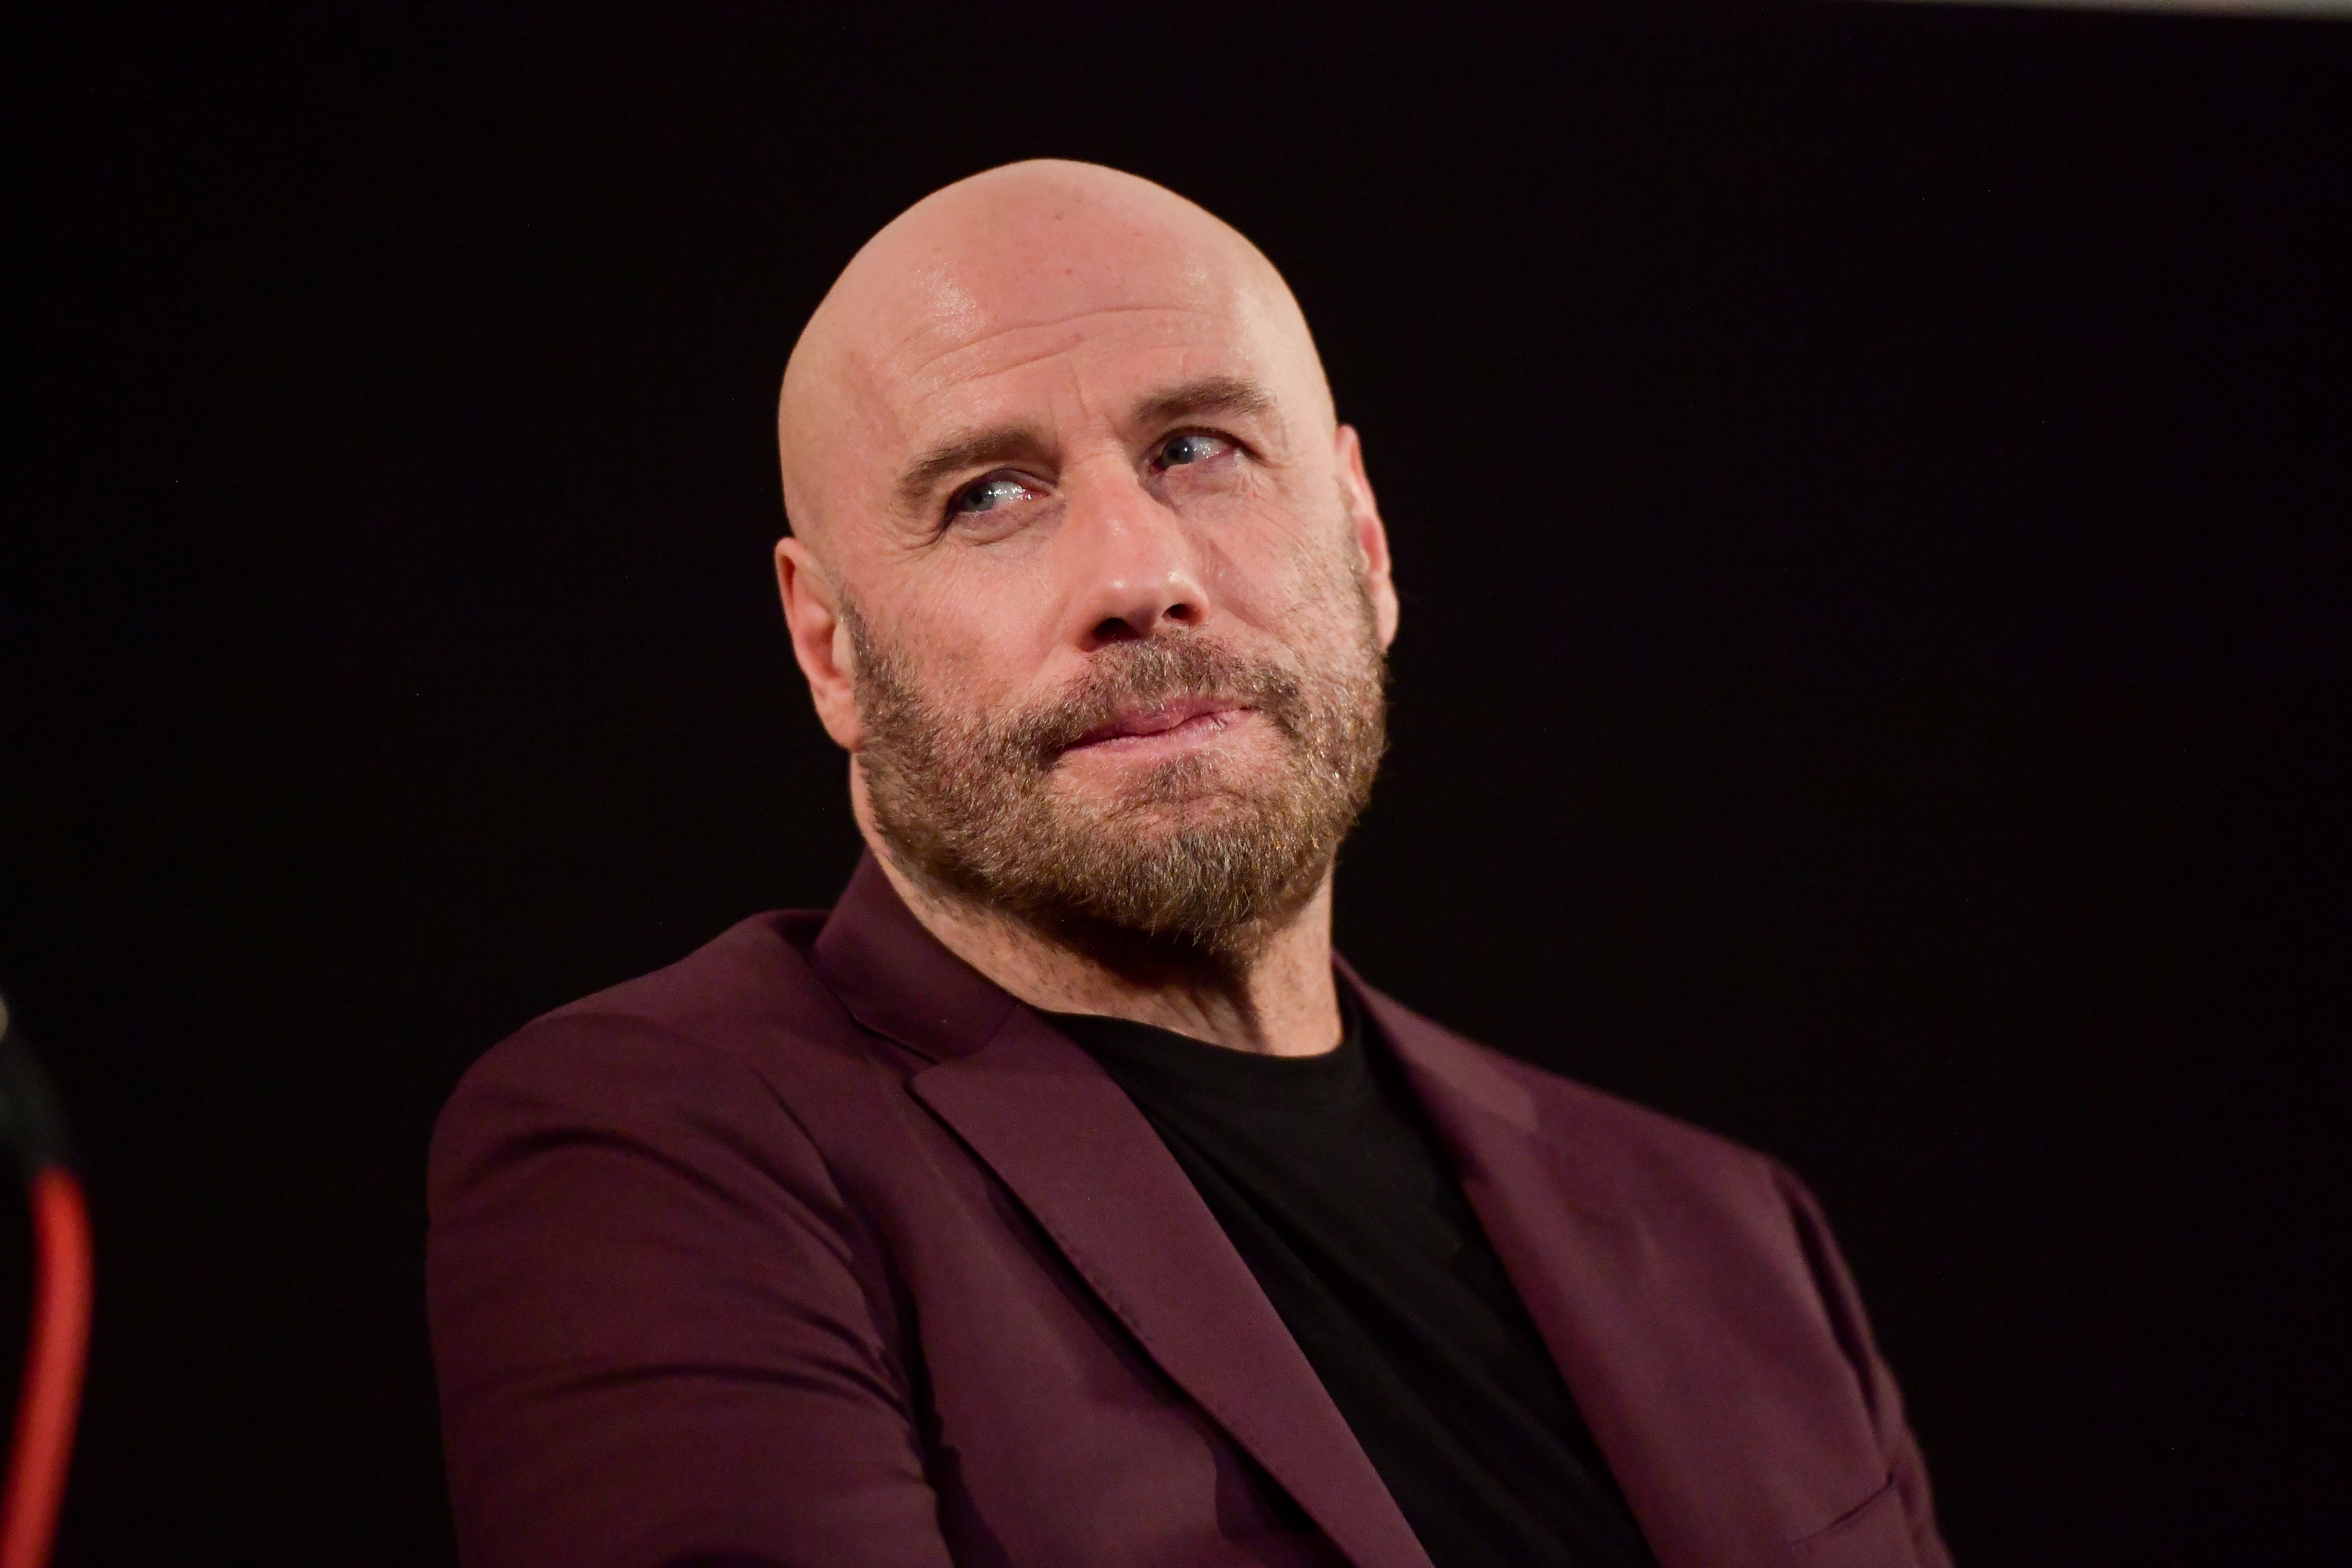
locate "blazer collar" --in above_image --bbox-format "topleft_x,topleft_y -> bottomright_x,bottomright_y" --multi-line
810,855 -> 1433,1568
1343,961 -> 1627,1221
810,851 -> 1017,1065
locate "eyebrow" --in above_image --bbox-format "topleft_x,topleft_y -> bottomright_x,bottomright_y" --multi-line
892,374 -> 1284,517
1132,373 -> 1279,429
894,425 -> 1050,515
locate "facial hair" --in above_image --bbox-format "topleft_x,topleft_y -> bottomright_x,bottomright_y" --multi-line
847,564 -> 1388,966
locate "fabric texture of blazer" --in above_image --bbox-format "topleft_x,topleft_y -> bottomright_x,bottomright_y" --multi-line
428,853 -> 1952,1568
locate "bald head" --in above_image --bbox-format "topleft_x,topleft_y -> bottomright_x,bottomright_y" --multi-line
768,158 -> 1397,988
778,160 -> 1336,556
770,161 -> 1396,892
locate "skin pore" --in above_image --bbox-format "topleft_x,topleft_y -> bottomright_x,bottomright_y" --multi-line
773,160 -> 1399,1058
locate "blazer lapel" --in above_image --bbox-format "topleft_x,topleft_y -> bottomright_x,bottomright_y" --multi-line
815,858 -> 1432,1568
1357,977 -> 1747,1568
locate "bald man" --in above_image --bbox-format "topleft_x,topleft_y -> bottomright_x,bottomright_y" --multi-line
428,163 -> 1950,1568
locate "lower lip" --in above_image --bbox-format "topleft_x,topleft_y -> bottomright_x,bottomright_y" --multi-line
1067,709 -> 1246,757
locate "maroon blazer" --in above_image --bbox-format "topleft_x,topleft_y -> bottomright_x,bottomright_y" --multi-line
428,855 -> 1949,1568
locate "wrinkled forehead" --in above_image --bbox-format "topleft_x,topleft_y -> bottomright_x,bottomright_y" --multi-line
840,233 -> 1298,440
781,174 -> 1334,542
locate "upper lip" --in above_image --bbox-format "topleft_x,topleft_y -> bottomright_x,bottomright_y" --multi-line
1071,697 -> 1245,748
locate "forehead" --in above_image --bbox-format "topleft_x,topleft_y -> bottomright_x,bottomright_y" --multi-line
843,229 -> 1290,447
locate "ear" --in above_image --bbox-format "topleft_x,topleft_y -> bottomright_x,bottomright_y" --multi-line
1335,424 -> 1400,650
774,535 -> 865,750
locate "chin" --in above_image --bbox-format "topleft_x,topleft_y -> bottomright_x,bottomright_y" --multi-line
1062,762 -> 1270,820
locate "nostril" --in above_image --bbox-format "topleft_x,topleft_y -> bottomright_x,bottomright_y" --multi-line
1087,600 -> 1197,648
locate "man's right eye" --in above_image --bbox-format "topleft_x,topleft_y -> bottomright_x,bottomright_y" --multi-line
949,474 -> 1035,517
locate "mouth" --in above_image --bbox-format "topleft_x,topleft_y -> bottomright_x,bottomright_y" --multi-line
1065,697 -> 1252,756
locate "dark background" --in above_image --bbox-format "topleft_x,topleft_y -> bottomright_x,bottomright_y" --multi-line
5,3 -> 2346,1563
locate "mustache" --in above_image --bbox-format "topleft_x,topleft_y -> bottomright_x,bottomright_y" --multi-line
999,635 -> 1303,766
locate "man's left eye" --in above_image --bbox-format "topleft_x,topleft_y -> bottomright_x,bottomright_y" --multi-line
1157,432 -> 1229,468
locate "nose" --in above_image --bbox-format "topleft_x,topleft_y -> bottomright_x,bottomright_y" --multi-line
1058,464 -> 1209,651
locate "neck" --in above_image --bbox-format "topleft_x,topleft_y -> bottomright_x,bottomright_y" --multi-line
851,777 -> 1345,1059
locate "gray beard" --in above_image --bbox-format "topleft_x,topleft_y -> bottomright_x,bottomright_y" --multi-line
847,587 -> 1387,967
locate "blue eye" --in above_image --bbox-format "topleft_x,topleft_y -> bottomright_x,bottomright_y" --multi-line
1160,433 -> 1222,467
951,474 -> 1032,516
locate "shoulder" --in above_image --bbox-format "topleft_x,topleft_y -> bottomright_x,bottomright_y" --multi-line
1359,979 -> 1880,1372
540,909 -> 838,1047
430,910 -> 862,1184
1353,975 -> 1797,1229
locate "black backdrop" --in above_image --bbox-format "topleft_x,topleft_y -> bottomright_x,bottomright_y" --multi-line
6,5 -> 2347,1564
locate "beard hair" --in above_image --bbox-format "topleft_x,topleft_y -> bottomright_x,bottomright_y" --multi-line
846,569 -> 1388,967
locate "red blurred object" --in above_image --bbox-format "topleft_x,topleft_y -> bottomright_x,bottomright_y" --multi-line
1,1170 -> 91,1568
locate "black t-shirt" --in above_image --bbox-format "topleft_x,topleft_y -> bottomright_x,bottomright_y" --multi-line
1045,999 -> 1657,1568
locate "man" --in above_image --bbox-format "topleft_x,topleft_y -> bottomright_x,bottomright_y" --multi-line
429,161 -> 1949,1568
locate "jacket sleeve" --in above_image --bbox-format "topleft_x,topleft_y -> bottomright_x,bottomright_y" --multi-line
427,1012 -> 953,1568
1770,1161 -> 1955,1568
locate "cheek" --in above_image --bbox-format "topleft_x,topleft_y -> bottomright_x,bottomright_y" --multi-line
1202,505 -> 1360,632
891,568 -> 1061,702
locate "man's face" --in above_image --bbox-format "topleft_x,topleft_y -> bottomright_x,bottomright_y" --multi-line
782,192 -> 1399,956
